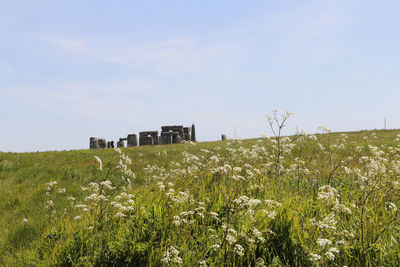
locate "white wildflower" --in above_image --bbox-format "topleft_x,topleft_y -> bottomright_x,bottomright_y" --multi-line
386,202 -> 397,212
328,247 -> 340,254
199,260 -> 208,267
234,244 -> 244,256
58,188 -> 66,194
211,244 -> 220,251
325,251 -> 335,260
100,180 -> 114,190
309,253 -> 321,262
94,156 -> 103,171
115,212 -> 126,218
316,238 -> 332,248
161,246 -> 182,265
227,234 -> 236,245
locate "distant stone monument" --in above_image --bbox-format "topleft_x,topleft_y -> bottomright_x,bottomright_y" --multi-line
221,134 -> 227,141
90,124 -> 197,149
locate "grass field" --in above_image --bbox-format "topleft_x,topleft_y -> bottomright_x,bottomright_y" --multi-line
1,125 -> 400,266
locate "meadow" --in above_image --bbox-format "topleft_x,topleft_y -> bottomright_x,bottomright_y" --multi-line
1,114 -> 399,266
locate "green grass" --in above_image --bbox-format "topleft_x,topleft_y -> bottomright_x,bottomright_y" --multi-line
1,128 -> 400,266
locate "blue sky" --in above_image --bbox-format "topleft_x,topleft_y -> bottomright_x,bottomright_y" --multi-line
1,0 -> 400,152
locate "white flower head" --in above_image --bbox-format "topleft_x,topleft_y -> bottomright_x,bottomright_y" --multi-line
309,253 -> 321,262
316,238 -> 332,248
234,244 -> 244,256
94,156 -> 103,171
325,251 -> 335,261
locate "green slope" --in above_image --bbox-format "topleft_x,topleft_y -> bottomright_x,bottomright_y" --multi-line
0,129 -> 400,266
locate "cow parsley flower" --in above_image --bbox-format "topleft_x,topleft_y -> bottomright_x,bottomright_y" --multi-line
161,246 -> 182,265
100,180 -> 114,190
115,212 -> 126,218
94,156 -> 103,171
309,253 -> 321,262
199,260 -> 208,267
386,202 -> 397,212
58,188 -> 66,194
226,234 -> 237,245
325,251 -> 335,260
211,244 -> 220,251
316,238 -> 332,248
234,244 -> 244,256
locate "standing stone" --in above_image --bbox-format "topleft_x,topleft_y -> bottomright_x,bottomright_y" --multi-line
183,127 -> 191,141
117,140 -> 125,148
173,134 -> 182,144
191,124 -> 196,142
139,131 -> 158,146
221,134 -> 227,141
159,135 -> 172,145
107,141 -> 115,148
90,137 -> 99,149
127,134 -> 138,147
143,136 -> 154,145
98,138 -> 107,149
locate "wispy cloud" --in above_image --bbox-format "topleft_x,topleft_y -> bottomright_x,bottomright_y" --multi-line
100,37 -> 244,75
40,34 -> 89,53
6,78 -> 163,121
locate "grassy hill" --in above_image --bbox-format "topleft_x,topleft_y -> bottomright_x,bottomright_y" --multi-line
1,128 -> 400,266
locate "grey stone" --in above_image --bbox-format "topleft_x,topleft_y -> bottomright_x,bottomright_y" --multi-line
90,137 -> 99,149
159,135 -> 172,145
161,125 -> 186,144
139,131 -> 158,136
161,126 -> 183,132
183,127 -> 191,141
221,134 -> 227,141
173,135 -> 182,143
191,124 -> 196,142
90,137 -> 106,149
98,138 -> 107,149
127,134 -> 138,147
139,131 -> 158,145
117,140 -> 125,148
141,136 -> 154,145
106,141 -> 115,148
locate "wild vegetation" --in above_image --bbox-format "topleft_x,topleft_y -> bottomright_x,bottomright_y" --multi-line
1,112 -> 399,266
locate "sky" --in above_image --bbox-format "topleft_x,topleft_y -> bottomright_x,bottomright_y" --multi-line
1,0 -> 400,152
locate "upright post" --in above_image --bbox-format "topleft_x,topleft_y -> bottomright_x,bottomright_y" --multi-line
191,124 -> 196,142
384,117 -> 387,130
